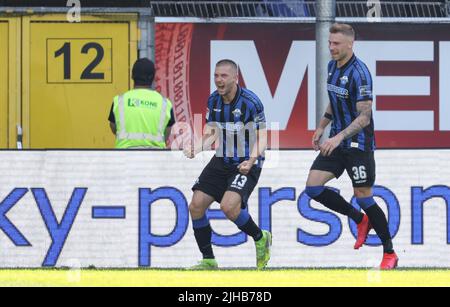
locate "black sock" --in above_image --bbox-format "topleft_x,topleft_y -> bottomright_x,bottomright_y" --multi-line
365,204 -> 394,253
313,188 -> 364,224
193,224 -> 215,259
238,216 -> 263,241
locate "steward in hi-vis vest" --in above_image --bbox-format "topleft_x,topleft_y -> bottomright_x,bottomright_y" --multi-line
108,58 -> 175,149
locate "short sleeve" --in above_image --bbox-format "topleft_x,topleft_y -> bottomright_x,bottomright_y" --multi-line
205,97 -> 214,124
250,98 -> 266,130
354,66 -> 373,102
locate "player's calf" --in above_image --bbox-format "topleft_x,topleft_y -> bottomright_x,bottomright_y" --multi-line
305,186 -> 363,224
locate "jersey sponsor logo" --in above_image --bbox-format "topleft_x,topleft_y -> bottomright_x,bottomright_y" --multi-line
327,84 -> 349,98
215,122 -> 245,133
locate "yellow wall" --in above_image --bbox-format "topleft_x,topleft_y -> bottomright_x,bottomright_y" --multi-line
23,14 -> 138,148
0,21 -> 8,148
0,14 -> 138,149
0,18 -> 20,149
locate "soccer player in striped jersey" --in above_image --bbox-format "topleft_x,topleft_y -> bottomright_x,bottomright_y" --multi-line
305,23 -> 398,269
184,59 -> 271,270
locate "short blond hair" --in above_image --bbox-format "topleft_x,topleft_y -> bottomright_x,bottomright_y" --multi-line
329,23 -> 355,40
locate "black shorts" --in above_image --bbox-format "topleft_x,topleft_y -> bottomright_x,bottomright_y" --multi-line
192,157 -> 262,208
311,147 -> 376,187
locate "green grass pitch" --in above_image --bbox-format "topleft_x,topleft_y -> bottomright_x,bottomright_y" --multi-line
0,268 -> 449,287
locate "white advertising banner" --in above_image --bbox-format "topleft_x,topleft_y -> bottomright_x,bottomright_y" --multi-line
0,150 -> 448,268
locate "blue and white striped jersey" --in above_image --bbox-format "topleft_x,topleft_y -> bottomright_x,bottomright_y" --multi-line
327,54 -> 375,152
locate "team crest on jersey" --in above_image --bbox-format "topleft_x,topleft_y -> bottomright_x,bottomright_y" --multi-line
232,109 -> 242,117
340,76 -> 349,85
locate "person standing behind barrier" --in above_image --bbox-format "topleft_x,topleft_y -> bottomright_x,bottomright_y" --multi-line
108,58 -> 175,149
305,23 -> 398,269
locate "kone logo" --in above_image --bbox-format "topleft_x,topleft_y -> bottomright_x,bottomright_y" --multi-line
128,98 -> 158,109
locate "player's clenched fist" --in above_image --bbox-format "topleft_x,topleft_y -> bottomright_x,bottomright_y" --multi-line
238,160 -> 253,175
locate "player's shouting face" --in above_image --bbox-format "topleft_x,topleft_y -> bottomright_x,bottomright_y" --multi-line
329,32 -> 353,62
214,63 -> 238,100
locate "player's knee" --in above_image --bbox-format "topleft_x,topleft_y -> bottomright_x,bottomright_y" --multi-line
305,186 -> 325,199
220,202 -> 239,220
353,188 -> 372,198
220,203 -> 232,216
189,201 -> 204,218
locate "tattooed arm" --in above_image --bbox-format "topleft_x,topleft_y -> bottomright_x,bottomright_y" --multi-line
319,100 -> 372,156
339,100 -> 372,139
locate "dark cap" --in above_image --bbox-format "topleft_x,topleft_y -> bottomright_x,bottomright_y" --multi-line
132,58 -> 155,86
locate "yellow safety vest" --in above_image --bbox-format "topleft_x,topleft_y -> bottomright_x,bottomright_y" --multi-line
113,89 -> 173,149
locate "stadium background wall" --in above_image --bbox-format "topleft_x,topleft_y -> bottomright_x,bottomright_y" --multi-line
0,150 -> 448,268
155,22 -> 450,149
0,12 -> 449,269
1,19 -> 450,149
